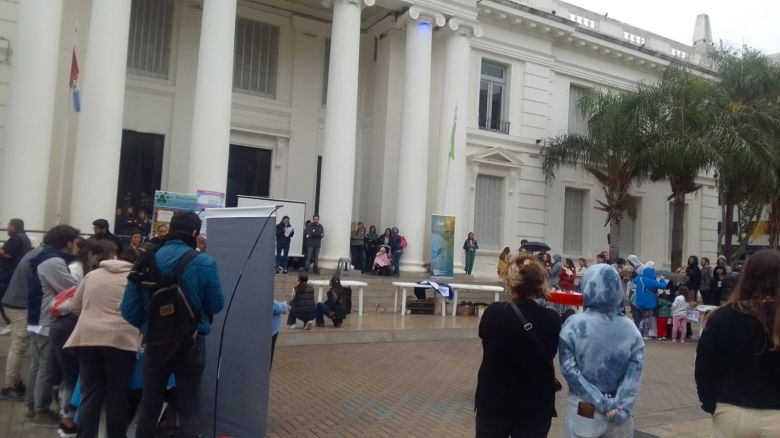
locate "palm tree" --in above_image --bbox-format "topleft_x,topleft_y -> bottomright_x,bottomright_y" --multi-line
706,46 -> 780,261
542,88 -> 649,261
640,67 -> 718,270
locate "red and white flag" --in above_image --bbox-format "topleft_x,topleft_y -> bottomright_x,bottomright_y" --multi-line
69,49 -> 80,112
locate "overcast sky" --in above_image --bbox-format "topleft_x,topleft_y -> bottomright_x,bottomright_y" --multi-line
570,0 -> 780,54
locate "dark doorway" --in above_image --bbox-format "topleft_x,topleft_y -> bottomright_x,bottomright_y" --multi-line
314,156 -> 322,215
116,130 -> 164,223
226,144 -> 272,207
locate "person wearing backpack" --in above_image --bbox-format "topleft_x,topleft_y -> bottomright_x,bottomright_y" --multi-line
121,211 -> 224,438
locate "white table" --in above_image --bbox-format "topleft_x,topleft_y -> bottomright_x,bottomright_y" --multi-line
309,279 -> 368,316
392,281 -> 505,316
447,283 -> 505,317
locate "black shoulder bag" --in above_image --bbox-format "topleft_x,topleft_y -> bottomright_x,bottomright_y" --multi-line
508,301 -> 564,392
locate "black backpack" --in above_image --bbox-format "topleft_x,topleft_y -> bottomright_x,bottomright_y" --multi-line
144,250 -> 200,364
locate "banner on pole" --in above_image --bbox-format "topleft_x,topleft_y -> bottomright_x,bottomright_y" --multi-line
431,214 -> 455,278
152,190 -> 198,237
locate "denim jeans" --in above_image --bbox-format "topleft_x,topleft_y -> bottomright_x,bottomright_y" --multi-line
638,310 -> 654,337
350,246 -> 365,272
305,246 -> 321,272
77,347 -> 136,438
276,241 -> 290,270
315,303 -> 330,326
135,337 -> 206,438
392,250 -> 403,277
26,332 -> 54,412
49,315 -> 79,419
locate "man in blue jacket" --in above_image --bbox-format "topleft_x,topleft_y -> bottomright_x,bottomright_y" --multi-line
122,211 -> 224,438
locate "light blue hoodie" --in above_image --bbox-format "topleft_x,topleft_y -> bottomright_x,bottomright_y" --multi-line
558,264 -> 644,423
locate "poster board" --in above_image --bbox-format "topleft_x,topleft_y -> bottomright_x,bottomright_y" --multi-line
151,191 -> 198,237
237,196 -> 307,257
431,214 -> 455,278
199,206 -> 276,437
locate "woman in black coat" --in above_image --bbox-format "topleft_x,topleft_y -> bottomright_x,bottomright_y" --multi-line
705,266 -> 727,306
695,250 -> 780,435
287,274 -> 316,329
685,255 -> 702,294
475,256 -> 561,437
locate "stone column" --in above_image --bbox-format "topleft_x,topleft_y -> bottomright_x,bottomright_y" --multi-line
394,7 -> 445,272
186,0 -> 238,193
0,0 -> 63,231
318,0 -> 374,267
435,19 -> 482,272
70,0 -> 132,231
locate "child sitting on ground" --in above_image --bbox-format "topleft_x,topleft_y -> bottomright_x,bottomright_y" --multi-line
373,246 -> 392,276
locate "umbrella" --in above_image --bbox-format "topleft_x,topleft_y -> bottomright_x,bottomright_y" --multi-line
520,241 -> 551,252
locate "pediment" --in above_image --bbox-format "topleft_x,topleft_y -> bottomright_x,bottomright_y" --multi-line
468,147 -> 523,168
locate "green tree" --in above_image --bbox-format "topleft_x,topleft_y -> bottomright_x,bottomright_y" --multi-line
640,67 -> 718,270
707,46 -> 780,262
542,89 -> 649,261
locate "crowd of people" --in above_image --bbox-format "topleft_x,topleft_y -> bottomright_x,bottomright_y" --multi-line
274,216 -> 411,277
476,248 -> 779,437
0,213 -> 224,437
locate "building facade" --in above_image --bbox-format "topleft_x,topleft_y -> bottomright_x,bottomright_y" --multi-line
0,0 -> 720,275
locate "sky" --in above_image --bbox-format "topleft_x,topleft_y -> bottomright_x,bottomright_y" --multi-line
569,0 -> 780,54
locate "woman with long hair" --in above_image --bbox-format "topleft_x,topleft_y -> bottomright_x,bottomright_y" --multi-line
695,249 -> 780,436
475,256 -> 561,437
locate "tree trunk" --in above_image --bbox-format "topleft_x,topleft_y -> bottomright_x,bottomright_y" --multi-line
609,219 -> 622,262
769,198 -> 780,250
723,201 -> 735,262
671,197 -> 686,271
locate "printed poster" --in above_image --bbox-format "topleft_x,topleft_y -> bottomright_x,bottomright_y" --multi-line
196,190 -> 226,236
431,214 -> 455,278
152,190 -> 199,238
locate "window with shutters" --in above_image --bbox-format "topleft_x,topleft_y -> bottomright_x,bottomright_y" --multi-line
474,175 -> 504,249
563,188 -> 586,254
233,17 -> 279,97
568,85 -> 589,136
127,0 -> 175,79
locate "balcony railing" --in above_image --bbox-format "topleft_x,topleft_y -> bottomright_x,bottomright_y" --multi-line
479,118 -> 511,135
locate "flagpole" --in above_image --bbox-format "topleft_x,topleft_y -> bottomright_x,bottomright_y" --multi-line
55,22 -> 78,225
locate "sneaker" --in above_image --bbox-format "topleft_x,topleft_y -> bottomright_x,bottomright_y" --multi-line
304,321 -> 314,330
58,421 -> 77,437
0,325 -> 12,336
31,412 -> 60,427
282,268 -> 288,274
288,324 -> 297,329
15,381 -> 26,395
0,386 -> 24,401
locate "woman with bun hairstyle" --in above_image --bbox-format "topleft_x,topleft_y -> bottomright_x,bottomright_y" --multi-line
475,256 -> 562,437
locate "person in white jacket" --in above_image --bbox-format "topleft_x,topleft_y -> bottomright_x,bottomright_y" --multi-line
671,286 -> 691,343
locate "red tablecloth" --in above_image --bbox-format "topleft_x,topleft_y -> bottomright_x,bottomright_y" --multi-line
548,291 -> 584,307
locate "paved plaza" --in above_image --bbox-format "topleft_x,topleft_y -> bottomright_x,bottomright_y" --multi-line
0,313 -> 712,437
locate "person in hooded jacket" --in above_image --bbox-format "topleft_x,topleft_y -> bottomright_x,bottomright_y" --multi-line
550,254 -> 563,289
559,264 -> 645,437
633,262 -> 669,339
685,256 -> 702,296
287,273 -> 316,330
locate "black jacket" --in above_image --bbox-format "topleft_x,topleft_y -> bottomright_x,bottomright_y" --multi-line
325,287 -> 350,320
686,265 -> 702,291
304,224 -> 324,249
275,223 -> 294,244
475,300 -> 562,418
695,303 -> 780,414
290,284 -> 316,321
707,277 -> 725,305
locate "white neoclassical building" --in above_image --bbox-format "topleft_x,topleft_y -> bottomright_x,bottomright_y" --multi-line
0,0 -> 720,275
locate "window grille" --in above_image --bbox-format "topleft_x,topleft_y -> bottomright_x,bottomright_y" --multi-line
127,0 -> 174,79
233,17 -> 279,97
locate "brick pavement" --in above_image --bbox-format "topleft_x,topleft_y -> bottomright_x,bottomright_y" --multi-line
0,336 -> 711,437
